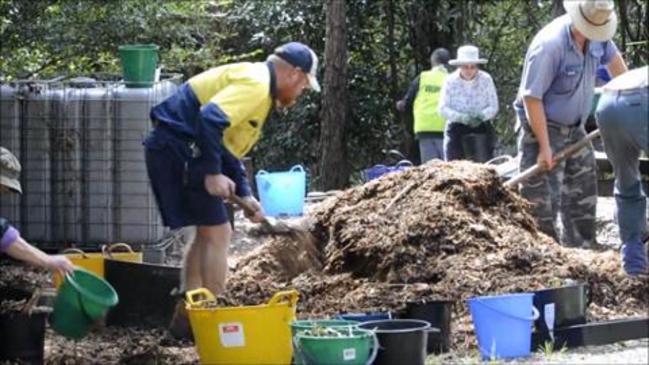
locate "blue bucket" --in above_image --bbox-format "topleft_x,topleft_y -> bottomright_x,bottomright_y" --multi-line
362,160 -> 413,182
336,312 -> 392,322
255,165 -> 306,217
363,165 -> 389,181
468,293 -> 539,360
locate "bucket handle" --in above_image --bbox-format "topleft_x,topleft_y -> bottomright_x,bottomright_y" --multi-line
267,290 -> 299,307
102,243 -> 135,258
395,160 -> 414,168
475,299 -> 540,321
366,331 -> 380,365
185,288 -> 216,308
256,170 -> 269,176
61,248 -> 89,258
289,165 -> 305,173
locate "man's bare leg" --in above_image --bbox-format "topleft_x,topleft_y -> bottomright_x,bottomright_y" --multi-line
181,236 -> 202,293
196,223 -> 232,295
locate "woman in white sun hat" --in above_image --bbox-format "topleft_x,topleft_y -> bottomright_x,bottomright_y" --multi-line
438,45 -> 499,162
512,0 -> 628,249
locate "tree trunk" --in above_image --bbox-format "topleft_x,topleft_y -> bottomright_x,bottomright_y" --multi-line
551,0 -> 565,18
385,0 -> 398,105
318,0 -> 348,190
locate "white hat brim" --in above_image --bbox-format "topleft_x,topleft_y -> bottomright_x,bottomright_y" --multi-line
0,176 -> 21,193
449,59 -> 487,66
307,74 -> 321,92
564,1 -> 617,42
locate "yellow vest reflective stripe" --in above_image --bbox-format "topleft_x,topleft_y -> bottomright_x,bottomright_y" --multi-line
413,67 -> 448,133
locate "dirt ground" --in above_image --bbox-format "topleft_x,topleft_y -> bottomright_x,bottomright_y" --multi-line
2,161 -> 647,364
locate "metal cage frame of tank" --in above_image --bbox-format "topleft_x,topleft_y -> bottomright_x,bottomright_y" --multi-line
0,74 -> 182,249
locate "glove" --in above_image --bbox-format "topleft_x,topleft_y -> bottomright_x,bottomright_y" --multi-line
466,112 -> 484,127
458,113 -> 473,124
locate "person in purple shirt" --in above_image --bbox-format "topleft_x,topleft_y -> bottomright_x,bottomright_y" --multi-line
0,147 -> 73,275
513,0 -> 627,247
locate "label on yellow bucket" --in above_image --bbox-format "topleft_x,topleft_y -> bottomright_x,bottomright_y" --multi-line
343,348 -> 356,361
219,322 -> 245,348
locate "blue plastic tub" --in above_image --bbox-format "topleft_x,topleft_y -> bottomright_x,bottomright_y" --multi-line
337,312 -> 392,322
468,293 -> 539,360
255,165 -> 306,217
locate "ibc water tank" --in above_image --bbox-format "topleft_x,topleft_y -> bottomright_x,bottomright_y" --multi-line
0,84 -> 21,228
19,84 -> 61,242
80,84 -> 115,244
50,85 -> 83,243
112,80 -> 177,243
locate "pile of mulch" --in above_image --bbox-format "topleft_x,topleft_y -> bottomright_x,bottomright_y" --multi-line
0,259 -> 52,314
0,259 -> 51,293
45,327 -> 197,365
221,161 -> 647,343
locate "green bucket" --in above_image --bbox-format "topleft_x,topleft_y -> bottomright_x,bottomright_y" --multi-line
51,268 -> 118,339
291,319 -> 359,365
118,44 -> 159,88
294,328 -> 378,365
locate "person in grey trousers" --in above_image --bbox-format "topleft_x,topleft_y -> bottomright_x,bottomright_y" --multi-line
397,48 -> 450,163
596,66 -> 648,275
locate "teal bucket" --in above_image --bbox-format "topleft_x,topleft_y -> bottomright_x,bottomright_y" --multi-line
118,44 -> 159,88
294,328 -> 378,365
291,319 -> 359,365
51,268 -> 119,339
468,293 -> 539,360
255,165 -> 306,217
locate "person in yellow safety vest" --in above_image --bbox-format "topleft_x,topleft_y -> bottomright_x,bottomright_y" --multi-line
397,48 -> 450,163
144,42 -> 320,338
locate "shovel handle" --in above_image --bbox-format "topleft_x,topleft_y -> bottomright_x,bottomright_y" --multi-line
229,194 -> 257,217
504,129 -> 601,188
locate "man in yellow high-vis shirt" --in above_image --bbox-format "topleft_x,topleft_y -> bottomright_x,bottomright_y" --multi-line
144,42 -> 319,337
397,48 -> 450,162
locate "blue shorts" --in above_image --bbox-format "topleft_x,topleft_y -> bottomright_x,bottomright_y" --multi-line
144,127 -> 229,229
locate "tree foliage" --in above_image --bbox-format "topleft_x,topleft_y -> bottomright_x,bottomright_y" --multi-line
1,0 -> 646,188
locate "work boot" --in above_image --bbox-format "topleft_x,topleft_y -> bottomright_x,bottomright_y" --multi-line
621,240 -> 648,276
168,299 -> 193,341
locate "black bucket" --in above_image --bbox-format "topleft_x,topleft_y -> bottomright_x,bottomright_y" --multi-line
358,319 -> 434,365
0,311 -> 47,365
104,259 -> 180,328
461,133 -> 492,163
533,283 -> 590,342
402,300 -> 453,353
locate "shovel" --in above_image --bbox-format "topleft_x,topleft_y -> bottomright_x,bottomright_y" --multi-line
504,129 -> 601,188
228,194 -> 294,234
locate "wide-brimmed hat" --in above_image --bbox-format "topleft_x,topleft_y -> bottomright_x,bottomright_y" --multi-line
449,45 -> 487,66
0,147 -> 22,193
564,0 -> 617,42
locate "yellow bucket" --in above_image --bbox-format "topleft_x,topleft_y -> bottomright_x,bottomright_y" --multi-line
186,288 -> 299,365
53,243 -> 142,287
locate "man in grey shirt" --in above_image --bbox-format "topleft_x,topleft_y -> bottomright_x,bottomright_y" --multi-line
513,0 -> 627,247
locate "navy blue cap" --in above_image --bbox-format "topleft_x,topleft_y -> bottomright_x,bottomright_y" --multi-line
274,42 -> 320,92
